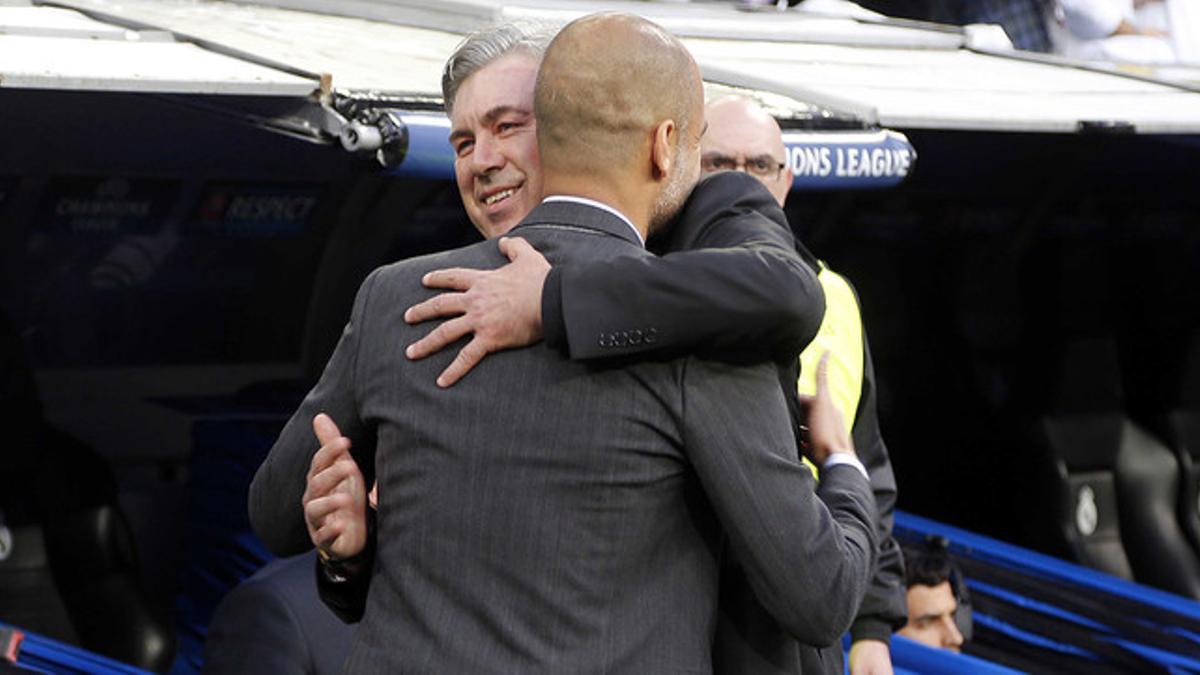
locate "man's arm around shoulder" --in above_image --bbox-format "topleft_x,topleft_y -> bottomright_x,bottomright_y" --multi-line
546,172 -> 823,362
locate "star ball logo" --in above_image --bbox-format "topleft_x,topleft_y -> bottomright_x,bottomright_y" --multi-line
0,524 -> 11,563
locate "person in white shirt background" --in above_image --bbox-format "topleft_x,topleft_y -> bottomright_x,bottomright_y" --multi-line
1053,0 -> 1198,64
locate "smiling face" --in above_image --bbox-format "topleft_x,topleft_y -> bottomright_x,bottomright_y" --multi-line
449,51 -> 543,239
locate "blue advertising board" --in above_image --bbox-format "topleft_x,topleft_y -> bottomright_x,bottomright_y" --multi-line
381,112 -> 915,190
191,182 -> 323,237
40,176 -> 178,236
782,129 -> 916,190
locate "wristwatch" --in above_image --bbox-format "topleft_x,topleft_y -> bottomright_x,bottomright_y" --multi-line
317,547 -> 366,583
316,508 -> 376,583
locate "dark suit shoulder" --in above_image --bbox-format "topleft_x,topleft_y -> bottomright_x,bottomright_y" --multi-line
204,554 -> 355,675
654,171 -> 786,253
373,238 -> 504,282
370,209 -> 648,291
686,171 -> 778,215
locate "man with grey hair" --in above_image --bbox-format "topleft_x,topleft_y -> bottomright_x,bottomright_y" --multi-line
252,12 -> 876,673
296,19 -> 827,592
258,25 -> 564,620
441,22 -> 551,115
442,22 -> 555,240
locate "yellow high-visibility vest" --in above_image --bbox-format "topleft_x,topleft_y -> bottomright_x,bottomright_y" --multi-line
797,263 -> 865,478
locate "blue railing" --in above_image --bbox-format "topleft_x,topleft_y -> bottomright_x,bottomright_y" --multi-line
1,623 -> 150,675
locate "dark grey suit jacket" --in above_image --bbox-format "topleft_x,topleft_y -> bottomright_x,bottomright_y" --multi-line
249,201 -> 877,674
543,174 -> 907,673
543,173 -> 824,365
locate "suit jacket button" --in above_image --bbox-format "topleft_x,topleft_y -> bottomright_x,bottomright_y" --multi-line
644,328 -> 659,345
629,329 -> 643,346
599,332 -> 613,348
613,331 -> 628,347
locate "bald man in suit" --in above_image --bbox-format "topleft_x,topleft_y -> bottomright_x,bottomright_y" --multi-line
250,14 -> 876,673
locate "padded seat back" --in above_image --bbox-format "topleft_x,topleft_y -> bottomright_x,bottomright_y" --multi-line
1024,338 -> 1200,598
1036,415 -> 1132,580
1169,410 -> 1200,557
42,504 -> 174,672
0,522 -> 76,646
1013,338 -> 1135,578
1158,334 -> 1200,577
1115,421 -> 1200,600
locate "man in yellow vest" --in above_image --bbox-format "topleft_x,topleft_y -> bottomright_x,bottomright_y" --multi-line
699,95 -> 907,675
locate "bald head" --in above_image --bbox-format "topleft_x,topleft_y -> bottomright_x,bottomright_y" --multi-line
536,13 -> 703,186
702,96 -> 791,206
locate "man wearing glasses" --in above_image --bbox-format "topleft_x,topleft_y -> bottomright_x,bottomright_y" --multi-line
701,95 -> 907,675
699,103 -> 790,201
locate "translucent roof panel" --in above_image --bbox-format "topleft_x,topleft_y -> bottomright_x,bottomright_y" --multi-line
0,30 -> 316,95
53,0 -> 462,96
683,38 -> 1200,133
26,0 -> 1200,133
1,4 -> 132,38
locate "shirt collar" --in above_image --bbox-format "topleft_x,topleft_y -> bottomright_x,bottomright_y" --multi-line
541,195 -> 644,247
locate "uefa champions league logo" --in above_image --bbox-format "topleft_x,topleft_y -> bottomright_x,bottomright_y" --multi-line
0,523 -> 11,563
1075,485 -> 1098,537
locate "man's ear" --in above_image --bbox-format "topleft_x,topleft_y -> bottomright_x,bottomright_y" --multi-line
772,168 -> 794,207
650,119 -> 677,181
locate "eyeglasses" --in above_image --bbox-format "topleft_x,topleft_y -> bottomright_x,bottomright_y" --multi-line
701,153 -> 786,179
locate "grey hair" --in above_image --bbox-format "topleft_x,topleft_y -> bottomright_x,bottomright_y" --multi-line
442,22 -> 556,116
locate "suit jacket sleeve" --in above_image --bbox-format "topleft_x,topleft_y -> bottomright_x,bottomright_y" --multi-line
317,554 -> 372,624
681,358 -> 878,646
849,334 -> 908,643
203,575 -> 312,674
542,172 -> 824,364
315,509 -> 376,624
248,269 -> 381,557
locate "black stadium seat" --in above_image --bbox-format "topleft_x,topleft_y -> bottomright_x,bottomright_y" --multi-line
1032,413 -> 1132,579
0,523 -> 77,647
1115,421 -> 1200,599
1012,337 -> 1135,579
0,313 -> 172,671
43,505 -> 174,671
1168,407 -> 1200,558
1156,333 -> 1200,571
1010,336 -> 1200,599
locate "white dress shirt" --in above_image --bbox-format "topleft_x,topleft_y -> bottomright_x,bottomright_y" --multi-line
541,195 -> 644,247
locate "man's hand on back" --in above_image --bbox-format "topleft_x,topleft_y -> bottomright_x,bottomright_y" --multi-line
404,237 -> 550,387
303,413 -> 368,560
798,351 -> 857,466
